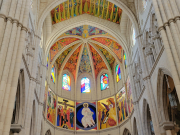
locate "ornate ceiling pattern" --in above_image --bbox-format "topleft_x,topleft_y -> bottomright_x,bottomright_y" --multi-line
51,0 -> 122,25
64,45 -> 82,78
90,45 -> 107,77
56,45 -> 76,69
51,25 -> 125,80
50,38 -> 80,63
59,25 -> 112,38
91,37 -> 122,62
94,44 -> 115,71
78,45 -> 92,74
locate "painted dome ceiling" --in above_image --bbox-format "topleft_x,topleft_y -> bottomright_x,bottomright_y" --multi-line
51,0 -> 123,24
49,25 -> 124,79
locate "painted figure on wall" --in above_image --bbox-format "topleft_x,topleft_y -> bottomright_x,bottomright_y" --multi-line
57,97 -> 75,130
116,87 -> 128,124
76,102 -> 97,130
47,89 -> 56,125
98,97 -> 117,130
126,76 -> 134,114
43,81 -> 48,116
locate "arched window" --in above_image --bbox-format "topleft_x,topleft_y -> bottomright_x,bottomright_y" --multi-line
123,50 -> 127,69
100,73 -> 109,90
116,65 -> 121,82
62,74 -> 71,91
132,28 -> 136,46
45,130 -> 51,135
142,0 -> 147,10
51,65 -> 55,83
30,0 -> 33,8
81,77 -> 90,93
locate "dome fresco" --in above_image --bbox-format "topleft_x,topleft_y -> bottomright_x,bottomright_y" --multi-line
51,0 -> 123,25
49,25 -> 125,79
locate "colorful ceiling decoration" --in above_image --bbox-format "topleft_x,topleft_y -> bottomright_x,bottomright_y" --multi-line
94,44 -> 115,71
50,38 -> 80,63
56,45 -> 75,69
91,37 -> 122,62
78,45 -> 92,74
90,45 -> 107,77
51,0 -> 122,25
60,25 -> 113,38
64,45 -> 82,78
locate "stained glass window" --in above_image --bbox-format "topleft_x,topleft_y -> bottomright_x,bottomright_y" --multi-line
101,73 -> 109,90
51,65 -> 55,83
124,51 -> 127,69
81,78 -> 90,93
132,29 -> 136,45
142,0 -> 147,10
62,74 -> 70,91
116,65 -> 121,82
47,54 -> 49,68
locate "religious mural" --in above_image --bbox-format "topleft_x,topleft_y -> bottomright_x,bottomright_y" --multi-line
98,96 -> 117,130
50,38 -> 79,63
55,45 -> 76,69
95,44 -> 115,71
116,87 -> 128,124
57,97 -> 75,130
90,45 -> 107,77
92,37 -> 122,62
78,45 -> 92,74
47,89 -> 57,125
51,0 -> 122,25
43,81 -> 48,116
63,45 -> 82,79
76,102 -> 97,130
126,76 -> 133,114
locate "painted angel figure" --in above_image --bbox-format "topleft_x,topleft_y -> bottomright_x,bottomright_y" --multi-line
81,103 -> 95,128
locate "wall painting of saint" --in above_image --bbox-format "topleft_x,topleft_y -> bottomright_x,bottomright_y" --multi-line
47,89 -> 57,125
57,97 -> 75,130
126,76 -> 134,114
98,96 -> 117,130
116,87 -> 128,124
76,102 -> 97,131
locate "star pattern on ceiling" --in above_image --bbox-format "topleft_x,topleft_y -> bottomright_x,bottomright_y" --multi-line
78,45 -> 92,74
90,45 -> 107,77
56,45 -> 76,69
50,38 -> 80,63
63,45 -> 82,78
91,37 -> 123,62
49,25 -> 125,80
51,0 -> 122,25
94,44 -> 115,71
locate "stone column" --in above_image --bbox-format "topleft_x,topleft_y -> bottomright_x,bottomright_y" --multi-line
1,0 -> 31,134
35,64 -> 47,135
151,0 -> 180,101
21,35 -> 41,135
136,33 -> 161,134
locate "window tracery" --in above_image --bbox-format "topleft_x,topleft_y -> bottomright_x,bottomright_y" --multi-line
100,73 -> 109,90
62,74 -> 71,91
116,65 -> 121,82
81,77 -> 90,93
51,65 -> 56,83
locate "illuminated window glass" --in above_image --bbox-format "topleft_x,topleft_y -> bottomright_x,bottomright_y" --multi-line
81,78 -> 90,93
142,0 -> 147,10
62,74 -> 71,91
132,29 -> 136,45
51,65 -> 56,83
30,0 -> 33,8
101,73 -> 109,90
116,65 -> 121,82
47,53 -> 49,68
124,51 -> 127,69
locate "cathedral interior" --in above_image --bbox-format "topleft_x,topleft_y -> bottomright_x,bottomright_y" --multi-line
0,0 -> 180,135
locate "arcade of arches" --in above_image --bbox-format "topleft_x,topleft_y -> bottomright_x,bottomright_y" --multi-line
0,0 -> 180,135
